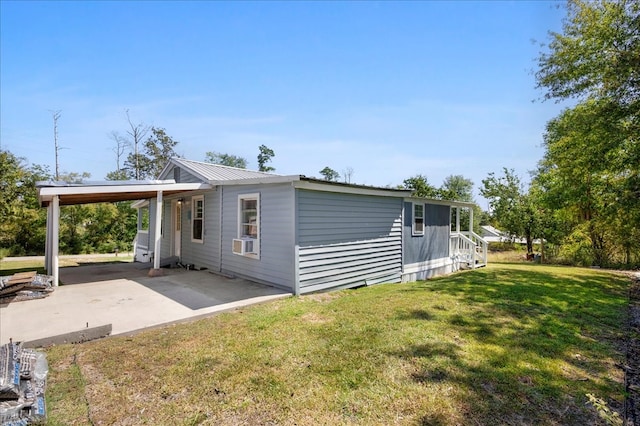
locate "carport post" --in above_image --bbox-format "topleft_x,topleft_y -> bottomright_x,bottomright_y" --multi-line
52,195 -> 60,286
44,204 -> 51,272
149,190 -> 163,276
469,207 -> 475,269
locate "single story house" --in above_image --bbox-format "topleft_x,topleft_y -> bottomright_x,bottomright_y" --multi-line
37,158 -> 487,294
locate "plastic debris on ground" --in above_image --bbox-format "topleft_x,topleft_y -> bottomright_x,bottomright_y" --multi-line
0,342 -> 48,425
0,272 -> 54,304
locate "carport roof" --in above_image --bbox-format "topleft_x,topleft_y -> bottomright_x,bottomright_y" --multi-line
36,180 -> 212,206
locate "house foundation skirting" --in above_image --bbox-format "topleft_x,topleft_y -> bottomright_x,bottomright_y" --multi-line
402,257 -> 453,282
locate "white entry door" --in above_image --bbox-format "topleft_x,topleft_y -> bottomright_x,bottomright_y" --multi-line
173,201 -> 182,257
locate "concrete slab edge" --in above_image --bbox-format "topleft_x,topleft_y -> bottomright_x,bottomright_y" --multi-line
23,324 -> 113,348
112,293 -> 293,339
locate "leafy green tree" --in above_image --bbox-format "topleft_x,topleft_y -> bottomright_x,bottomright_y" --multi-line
0,150 -> 52,255
481,168 -> 542,255
319,166 -> 340,182
0,150 -> 25,235
106,169 -> 129,181
535,0 -> 640,266
439,175 -> 474,202
124,127 -> 179,179
59,171 -> 91,184
257,145 -> 275,172
402,175 -> 439,198
536,0 -> 640,110
536,99 -> 639,266
204,151 -> 248,168
0,150 -> 29,251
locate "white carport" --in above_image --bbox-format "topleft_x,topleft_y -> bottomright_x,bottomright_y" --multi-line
37,180 -> 211,286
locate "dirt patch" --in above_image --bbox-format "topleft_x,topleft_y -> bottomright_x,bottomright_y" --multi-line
625,272 -> 640,425
301,312 -> 331,324
302,292 -> 342,303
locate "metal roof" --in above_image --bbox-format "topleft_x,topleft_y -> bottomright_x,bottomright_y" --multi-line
166,158 -> 280,182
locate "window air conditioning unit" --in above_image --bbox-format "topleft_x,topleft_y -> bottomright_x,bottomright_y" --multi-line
232,238 -> 256,255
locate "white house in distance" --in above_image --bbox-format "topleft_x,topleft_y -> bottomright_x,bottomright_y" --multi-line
481,225 -> 540,245
37,158 -> 487,294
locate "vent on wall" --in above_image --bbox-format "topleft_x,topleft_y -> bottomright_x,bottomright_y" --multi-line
173,167 -> 181,183
232,238 -> 257,255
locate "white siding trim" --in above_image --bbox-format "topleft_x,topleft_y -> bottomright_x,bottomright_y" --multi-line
294,180 -> 411,198
191,195 -> 205,243
403,257 -> 452,275
236,192 -> 260,260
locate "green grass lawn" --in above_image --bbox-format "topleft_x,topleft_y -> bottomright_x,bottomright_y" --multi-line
0,255 -> 133,277
43,263 -> 629,425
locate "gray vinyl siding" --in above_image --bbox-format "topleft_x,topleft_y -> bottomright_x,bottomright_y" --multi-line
403,202 -> 451,265
296,190 -> 403,293
220,183 -> 295,291
180,190 -> 221,271
147,199 -> 158,255
160,200 -> 172,260
159,165 -> 203,184
297,190 -> 402,245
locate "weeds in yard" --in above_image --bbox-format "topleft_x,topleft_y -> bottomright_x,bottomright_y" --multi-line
586,393 -> 623,426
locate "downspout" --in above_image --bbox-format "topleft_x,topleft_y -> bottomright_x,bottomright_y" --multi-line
293,186 -> 300,295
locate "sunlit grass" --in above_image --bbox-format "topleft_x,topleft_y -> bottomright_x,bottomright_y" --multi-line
45,264 -> 628,425
0,256 -> 133,274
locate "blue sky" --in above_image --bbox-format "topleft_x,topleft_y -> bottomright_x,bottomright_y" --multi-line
1,1 -> 567,205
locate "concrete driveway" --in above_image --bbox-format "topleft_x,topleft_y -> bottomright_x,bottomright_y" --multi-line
0,262 -> 291,345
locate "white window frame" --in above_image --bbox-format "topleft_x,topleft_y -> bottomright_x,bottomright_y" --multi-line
237,193 -> 260,259
412,203 -> 424,236
191,195 -> 204,243
138,205 -> 150,233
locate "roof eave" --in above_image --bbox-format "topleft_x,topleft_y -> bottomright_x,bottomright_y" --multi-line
293,177 -> 413,198
37,181 -> 212,207
405,196 -> 477,208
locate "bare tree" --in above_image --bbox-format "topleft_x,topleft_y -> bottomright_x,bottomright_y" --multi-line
342,166 -> 354,184
109,131 -> 130,172
50,110 -> 62,180
125,109 -> 149,180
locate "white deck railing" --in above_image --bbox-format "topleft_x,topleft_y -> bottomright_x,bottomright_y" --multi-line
450,231 -> 488,269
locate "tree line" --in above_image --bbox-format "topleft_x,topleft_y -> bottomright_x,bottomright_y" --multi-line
0,116 -> 277,256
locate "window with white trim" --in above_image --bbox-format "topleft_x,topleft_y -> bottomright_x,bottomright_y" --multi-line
234,193 -> 260,258
138,206 -> 149,232
191,195 -> 204,243
412,203 -> 424,236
